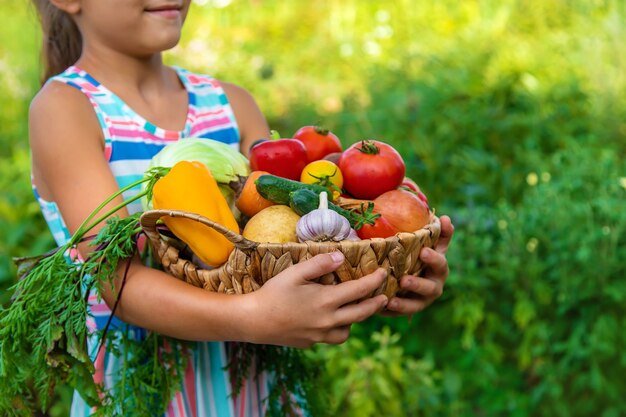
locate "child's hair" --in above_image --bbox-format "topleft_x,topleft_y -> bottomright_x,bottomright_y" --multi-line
32,0 -> 82,84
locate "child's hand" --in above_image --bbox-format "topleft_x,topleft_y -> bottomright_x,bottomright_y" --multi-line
383,215 -> 455,316
246,252 -> 389,348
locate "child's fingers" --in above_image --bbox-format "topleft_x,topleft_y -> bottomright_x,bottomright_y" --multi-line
287,252 -> 344,282
420,247 -> 449,281
435,215 -> 454,254
334,294 -> 388,326
323,325 -> 351,345
399,275 -> 442,298
385,296 -> 429,315
327,269 -> 388,306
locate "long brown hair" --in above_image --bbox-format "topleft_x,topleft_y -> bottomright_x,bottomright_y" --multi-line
32,1 -> 82,85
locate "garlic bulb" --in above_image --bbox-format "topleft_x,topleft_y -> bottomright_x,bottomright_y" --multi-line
345,228 -> 361,241
296,192 -> 351,242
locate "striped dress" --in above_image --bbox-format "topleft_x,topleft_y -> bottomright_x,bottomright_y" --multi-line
33,66 -> 271,417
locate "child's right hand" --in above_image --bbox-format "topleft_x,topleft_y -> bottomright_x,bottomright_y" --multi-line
245,252 -> 389,348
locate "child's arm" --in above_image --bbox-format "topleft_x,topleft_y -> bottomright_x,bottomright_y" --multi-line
29,81 -> 388,348
221,81 -> 271,156
95,252 -> 386,347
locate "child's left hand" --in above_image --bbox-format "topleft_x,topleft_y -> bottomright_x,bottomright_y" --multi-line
382,215 -> 454,316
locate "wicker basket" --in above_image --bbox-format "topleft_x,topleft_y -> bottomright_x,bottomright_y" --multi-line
140,209 -> 441,299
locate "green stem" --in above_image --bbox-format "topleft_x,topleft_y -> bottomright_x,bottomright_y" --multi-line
76,219 -> 142,301
313,126 -> 330,136
87,223 -> 143,275
304,168 -> 342,194
356,140 -> 380,155
82,192 -> 146,235
270,130 -> 281,140
152,334 -> 158,387
351,202 -> 380,230
121,326 -> 128,415
69,167 -> 169,246
69,177 -> 150,246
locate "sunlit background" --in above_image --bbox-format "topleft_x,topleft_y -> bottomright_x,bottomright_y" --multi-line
1,1 -> 625,416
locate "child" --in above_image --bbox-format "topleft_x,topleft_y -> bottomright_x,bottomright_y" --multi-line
29,0 -> 454,415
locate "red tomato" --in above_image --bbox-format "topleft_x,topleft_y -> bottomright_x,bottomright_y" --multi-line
293,126 -> 343,162
249,137 -> 308,180
356,214 -> 399,239
338,140 -> 406,199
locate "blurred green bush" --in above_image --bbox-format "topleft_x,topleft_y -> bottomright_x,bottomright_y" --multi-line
1,0 -> 624,416
0,1 -> 54,304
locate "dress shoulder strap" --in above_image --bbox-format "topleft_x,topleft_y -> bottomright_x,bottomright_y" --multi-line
47,66 -> 118,147
173,67 -> 240,145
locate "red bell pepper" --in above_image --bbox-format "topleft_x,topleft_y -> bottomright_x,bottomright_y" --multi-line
249,131 -> 308,180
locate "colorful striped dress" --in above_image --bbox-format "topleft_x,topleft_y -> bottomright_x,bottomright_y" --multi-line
33,66 -> 271,417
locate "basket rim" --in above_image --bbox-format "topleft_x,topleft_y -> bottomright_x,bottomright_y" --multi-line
139,208 -> 440,251
139,209 -> 442,294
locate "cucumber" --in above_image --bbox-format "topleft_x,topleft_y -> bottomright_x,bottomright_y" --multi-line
288,189 -> 376,230
255,174 -> 327,205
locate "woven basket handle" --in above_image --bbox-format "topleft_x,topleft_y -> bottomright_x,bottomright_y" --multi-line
139,209 -> 258,251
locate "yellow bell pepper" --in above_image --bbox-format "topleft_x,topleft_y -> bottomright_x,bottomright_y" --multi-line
152,160 -> 239,267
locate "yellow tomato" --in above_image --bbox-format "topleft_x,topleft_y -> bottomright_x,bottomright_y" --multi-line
300,160 -> 343,201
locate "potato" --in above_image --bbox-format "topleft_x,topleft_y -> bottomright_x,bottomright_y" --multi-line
242,205 -> 301,243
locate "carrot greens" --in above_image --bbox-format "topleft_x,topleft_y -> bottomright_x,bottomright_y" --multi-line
0,166 -> 317,417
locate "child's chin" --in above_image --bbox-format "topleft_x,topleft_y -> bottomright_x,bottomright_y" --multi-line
145,32 -> 183,53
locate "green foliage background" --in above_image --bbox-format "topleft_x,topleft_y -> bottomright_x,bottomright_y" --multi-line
1,0 -> 625,416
